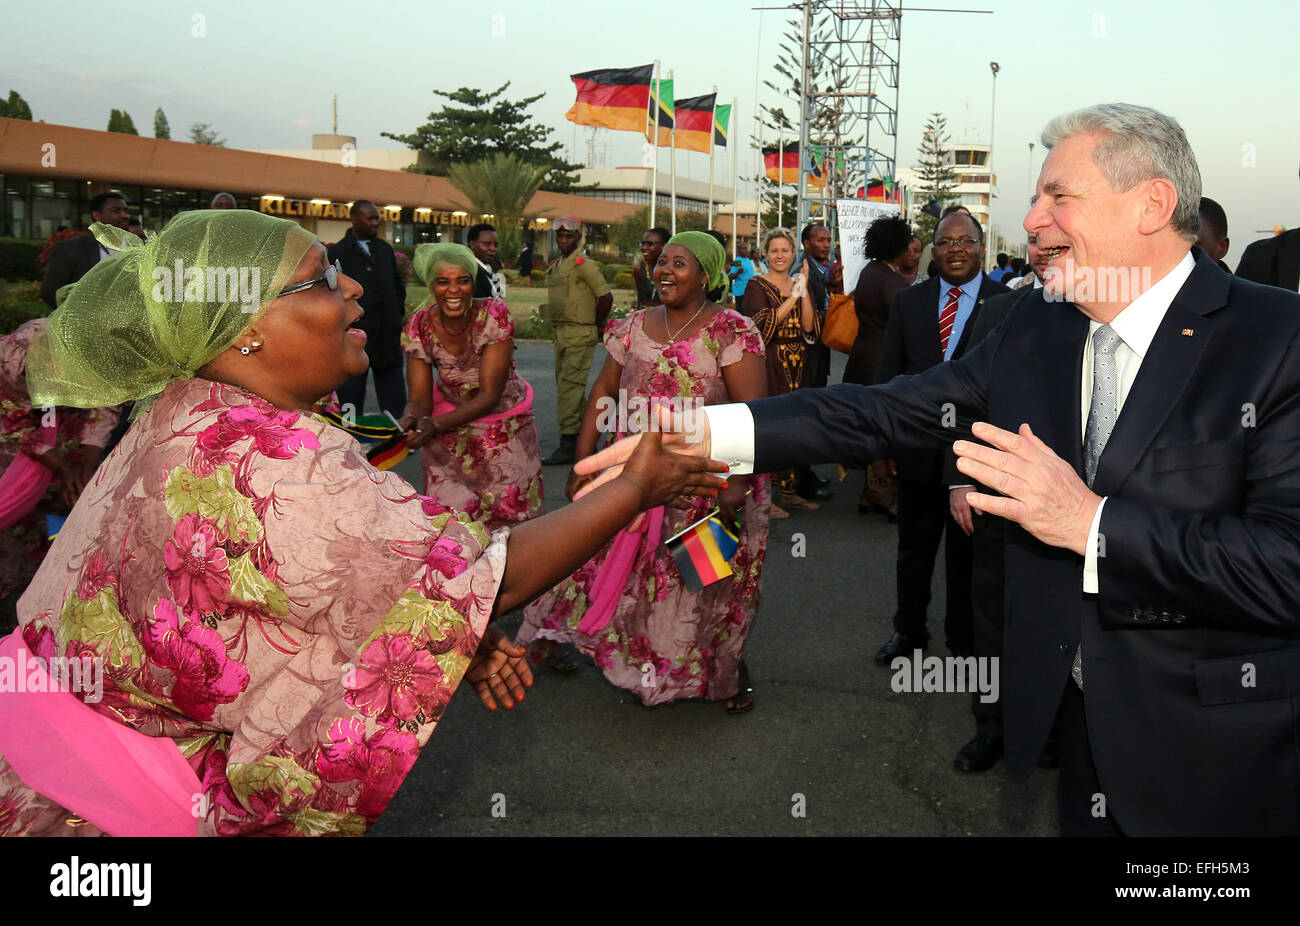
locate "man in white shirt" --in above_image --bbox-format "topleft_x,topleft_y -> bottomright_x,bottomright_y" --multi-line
468,223 -> 506,301
576,103 -> 1300,836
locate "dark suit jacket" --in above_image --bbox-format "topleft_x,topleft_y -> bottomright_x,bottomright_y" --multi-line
843,260 -> 907,386
40,233 -> 101,308
873,272 -> 1010,482
747,251 -> 1300,835
328,231 -> 406,369
1236,227 -> 1300,291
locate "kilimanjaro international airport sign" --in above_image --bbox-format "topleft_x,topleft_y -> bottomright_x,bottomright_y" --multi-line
258,196 -> 497,227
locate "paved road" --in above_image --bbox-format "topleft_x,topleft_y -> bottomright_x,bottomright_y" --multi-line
371,341 -> 1057,836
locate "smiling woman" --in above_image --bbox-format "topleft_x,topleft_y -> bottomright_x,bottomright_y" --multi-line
0,210 -> 727,837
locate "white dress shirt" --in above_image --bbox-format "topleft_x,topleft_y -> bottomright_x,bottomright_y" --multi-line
705,251 -> 1198,594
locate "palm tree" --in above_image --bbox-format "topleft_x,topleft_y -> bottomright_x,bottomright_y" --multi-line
447,153 -> 549,267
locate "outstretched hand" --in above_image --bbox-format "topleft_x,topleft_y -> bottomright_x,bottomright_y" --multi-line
953,422 -> 1101,555
573,405 -> 721,503
466,624 -> 534,711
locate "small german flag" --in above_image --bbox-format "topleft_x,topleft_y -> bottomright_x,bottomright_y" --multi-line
762,143 -> 801,184
713,103 -> 731,148
366,432 -> 410,471
665,507 -> 740,592
672,93 -> 716,153
567,64 -> 654,134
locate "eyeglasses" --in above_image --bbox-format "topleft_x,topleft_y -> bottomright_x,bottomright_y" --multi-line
935,237 -> 979,251
277,259 -> 342,297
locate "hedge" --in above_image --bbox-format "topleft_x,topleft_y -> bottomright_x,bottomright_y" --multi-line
0,239 -> 45,281
0,300 -> 48,335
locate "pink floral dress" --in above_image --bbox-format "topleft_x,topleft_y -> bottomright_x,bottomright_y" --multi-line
517,309 -> 770,706
0,376 -> 505,836
402,298 -> 544,533
0,319 -> 120,603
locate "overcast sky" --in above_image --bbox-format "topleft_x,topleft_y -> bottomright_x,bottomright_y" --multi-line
5,0 -> 1296,264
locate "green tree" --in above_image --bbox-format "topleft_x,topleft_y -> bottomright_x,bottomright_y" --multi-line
384,83 -> 583,192
188,122 -> 226,146
107,108 -> 138,134
154,108 -> 170,139
0,90 -> 33,120
447,153 -> 550,268
606,206 -> 713,260
912,112 -> 958,247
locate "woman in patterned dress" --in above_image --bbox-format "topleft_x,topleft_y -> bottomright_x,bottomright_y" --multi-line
518,232 -> 770,713
0,212 -> 725,836
398,244 -> 543,533
739,227 -> 819,518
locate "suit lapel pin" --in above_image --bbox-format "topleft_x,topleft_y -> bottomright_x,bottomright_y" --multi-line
1181,328 -> 1194,336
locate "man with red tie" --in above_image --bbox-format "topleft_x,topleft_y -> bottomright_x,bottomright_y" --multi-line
872,211 -> 1010,667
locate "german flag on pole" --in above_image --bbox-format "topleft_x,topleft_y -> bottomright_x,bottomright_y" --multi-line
672,93 -> 716,153
647,76 -> 673,146
566,64 -> 654,133
763,143 -> 800,184
665,508 -> 740,592
713,103 -> 731,148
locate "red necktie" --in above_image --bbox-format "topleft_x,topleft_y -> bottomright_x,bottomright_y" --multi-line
939,286 -> 961,356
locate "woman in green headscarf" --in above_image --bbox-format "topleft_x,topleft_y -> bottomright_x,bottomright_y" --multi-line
518,231 -> 773,714
397,242 -> 543,533
0,211 -> 725,837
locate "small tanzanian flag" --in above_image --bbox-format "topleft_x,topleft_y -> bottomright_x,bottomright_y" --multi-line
713,103 -> 731,148
648,76 -> 674,147
762,143 -> 800,184
665,508 -> 740,592
672,93 -> 716,153
315,409 -> 401,445
365,432 -> 410,471
46,514 -> 66,542
567,64 -> 654,134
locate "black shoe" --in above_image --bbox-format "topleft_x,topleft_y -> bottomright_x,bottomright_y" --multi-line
542,434 -> 578,466
954,735 -> 1004,772
798,484 -> 834,501
874,631 -> 927,665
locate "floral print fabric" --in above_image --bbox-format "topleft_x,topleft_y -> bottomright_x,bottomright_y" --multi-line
517,308 -> 770,706
0,376 -> 505,836
402,298 -> 544,533
0,319 -> 120,601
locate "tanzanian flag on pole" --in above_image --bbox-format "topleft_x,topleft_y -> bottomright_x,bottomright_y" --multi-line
713,103 -> 731,148
665,508 -> 740,591
672,93 -> 716,153
647,76 -> 674,147
566,64 -> 654,133
316,409 -> 411,470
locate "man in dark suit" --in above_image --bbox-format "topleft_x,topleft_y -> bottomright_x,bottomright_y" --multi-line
944,246 -> 1043,772
328,200 -> 407,419
1236,169 -> 1299,288
468,223 -> 504,300
584,104 -> 1300,835
795,223 -> 836,500
873,211 -> 1009,667
1197,197 -> 1232,274
40,192 -> 132,307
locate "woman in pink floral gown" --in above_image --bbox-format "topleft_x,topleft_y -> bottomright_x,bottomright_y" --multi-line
0,212 -> 726,837
518,232 -> 771,711
0,319 -> 120,618
399,244 -> 543,533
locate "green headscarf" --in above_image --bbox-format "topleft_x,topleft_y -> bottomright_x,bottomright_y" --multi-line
27,209 -> 315,410
666,231 -> 727,295
412,243 -> 478,289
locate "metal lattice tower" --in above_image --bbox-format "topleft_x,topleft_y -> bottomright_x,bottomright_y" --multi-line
796,0 -> 902,237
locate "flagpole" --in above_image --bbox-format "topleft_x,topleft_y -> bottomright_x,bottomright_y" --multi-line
731,97 -> 739,260
707,87 -> 717,231
778,135 -> 784,229
648,60 -> 660,232
669,69 -> 677,236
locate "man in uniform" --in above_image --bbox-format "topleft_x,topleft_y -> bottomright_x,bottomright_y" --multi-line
541,216 -> 612,465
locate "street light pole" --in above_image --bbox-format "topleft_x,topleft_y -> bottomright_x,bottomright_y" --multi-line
988,61 -> 999,271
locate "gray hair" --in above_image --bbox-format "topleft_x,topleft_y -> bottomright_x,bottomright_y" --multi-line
1041,103 -> 1201,242
760,226 -> 798,257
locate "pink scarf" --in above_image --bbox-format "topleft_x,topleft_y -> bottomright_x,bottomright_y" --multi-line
577,506 -> 663,636
0,454 -> 52,532
0,629 -> 202,836
431,380 -> 534,424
